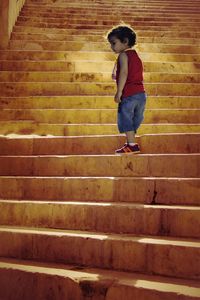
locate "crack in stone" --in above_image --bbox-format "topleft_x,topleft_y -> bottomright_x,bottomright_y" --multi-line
151,180 -> 157,205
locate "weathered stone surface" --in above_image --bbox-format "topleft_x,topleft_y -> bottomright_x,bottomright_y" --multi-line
8,39 -> 200,54
0,133 -> 199,155
0,226 -> 199,279
1,71 -> 200,83
1,95 -> 200,109
0,121 -> 200,136
0,108 -> 200,124
0,176 -> 199,205
0,154 -> 199,177
0,0 -> 200,297
1,258 -> 200,300
0,259 -> 83,300
0,200 -> 199,238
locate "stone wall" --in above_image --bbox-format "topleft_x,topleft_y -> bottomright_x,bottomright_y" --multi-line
0,0 -> 26,49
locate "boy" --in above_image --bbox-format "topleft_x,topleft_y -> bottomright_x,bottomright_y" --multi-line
107,25 -> 146,153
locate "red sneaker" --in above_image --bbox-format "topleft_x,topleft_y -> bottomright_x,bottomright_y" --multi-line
115,143 -> 140,154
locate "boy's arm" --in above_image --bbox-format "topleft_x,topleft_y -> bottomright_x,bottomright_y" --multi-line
115,52 -> 128,103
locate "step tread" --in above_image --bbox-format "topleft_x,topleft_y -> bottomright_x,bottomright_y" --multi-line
1,108 -> 200,111
1,132 -> 199,137
1,175 -> 199,179
0,257 -> 200,298
1,199 -> 200,210
0,153 -> 199,157
0,225 -> 200,247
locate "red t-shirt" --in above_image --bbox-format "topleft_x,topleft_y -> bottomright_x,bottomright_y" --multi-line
116,50 -> 145,98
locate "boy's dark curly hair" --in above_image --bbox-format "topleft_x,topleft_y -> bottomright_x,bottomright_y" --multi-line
107,25 -> 136,47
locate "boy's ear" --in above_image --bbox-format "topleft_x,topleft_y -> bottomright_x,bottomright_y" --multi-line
123,38 -> 129,45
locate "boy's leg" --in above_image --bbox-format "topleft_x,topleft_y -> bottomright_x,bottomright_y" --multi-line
125,130 -> 135,144
132,93 -> 146,133
116,93 -> 146,154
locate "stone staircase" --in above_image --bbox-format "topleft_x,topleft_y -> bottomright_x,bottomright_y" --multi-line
0,0 -> 200,299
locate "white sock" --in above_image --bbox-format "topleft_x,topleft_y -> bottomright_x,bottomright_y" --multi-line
128,143 -> 135,146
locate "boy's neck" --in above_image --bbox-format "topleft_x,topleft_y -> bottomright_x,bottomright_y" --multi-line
123,47 -> 133,53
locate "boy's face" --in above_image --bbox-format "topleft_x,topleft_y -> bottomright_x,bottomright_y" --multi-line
109,36 -> 129,53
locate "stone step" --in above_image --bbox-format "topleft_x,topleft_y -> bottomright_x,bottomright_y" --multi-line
2,0 -> 199,294
0,71 -> 112,83
23,0 -> 200,8
1,71 -> 200,83
1,122 -> 200,136
8,39 -> 200,54
20,10 -> 199,18
22,3 -> 200,14
10,32 -> 200,46
4,50 -> 200,63
0,200 -> 199,238
2,60 -> 200,74
20,10 -> 200,20
16,7 -> 200,19
0,108 -> 199,124
0,154 -> 199,177
1,82 -> 200,97
11,34 -> 200,47
19,6 -> 200,16
13,26 -> 200,39
0,133 -> 199,155
14,23 -> 200,33
0,226 -> 199,279
1,258 -> 200,300
1,96 -> 199,109
0,176 -> 199,206
17,16 -> 200,28
15,20 -> 200,32
12,25 -> 108,35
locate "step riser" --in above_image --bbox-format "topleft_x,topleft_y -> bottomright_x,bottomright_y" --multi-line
11,35 -> 200,46
0,269 -> 195,300
18,13 -> 200,19
1,123 -> 200,136
0,83 -> 200,97
14,21 -> 200,32
22,3 -> 200,11
0,72 -> 113,83
13,26 -> 200,39
16,18 -> 200,27
0,201 -> 199,238
0,230 -> 199,279
20,4 -> 200,11
106,284 -> 200,300
17,13 -> 200,21
1,61 -> 200,73
21,8 -> 199,15
0,109 -> 199,124
0,266 -> 82,300
1,72 -> 200,83
12,24 -> 200,34
1,96 -> 200,109
0,155 -> 199,177
6,53 -> 198,63
2,258 -> 199,300
20,7 -> 200,15
0,177 -> 199,206
8,40 -> 200,53
0,135 -> 199,155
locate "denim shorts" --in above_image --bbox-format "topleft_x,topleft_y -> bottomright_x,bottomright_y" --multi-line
118,92 -> 146,133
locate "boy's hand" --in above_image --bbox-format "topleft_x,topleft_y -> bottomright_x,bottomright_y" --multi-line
114,91 -> 122,103
112,73 -> 116,80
